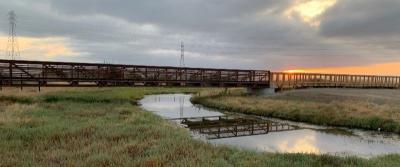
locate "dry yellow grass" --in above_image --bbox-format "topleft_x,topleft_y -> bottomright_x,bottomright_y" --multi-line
193,88 -> 400,133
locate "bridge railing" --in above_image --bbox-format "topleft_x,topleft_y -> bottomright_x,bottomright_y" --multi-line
271,72 -> 400,90
0,59 -> 270,87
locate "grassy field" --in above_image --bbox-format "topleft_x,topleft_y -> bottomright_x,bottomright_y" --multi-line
192,88 -> 400,133
0,87 -> 399,167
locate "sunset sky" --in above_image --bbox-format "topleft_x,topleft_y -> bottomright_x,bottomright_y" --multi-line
0,0 -> 399,75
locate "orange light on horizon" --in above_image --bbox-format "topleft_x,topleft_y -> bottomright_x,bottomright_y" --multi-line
283,69 -> 308,73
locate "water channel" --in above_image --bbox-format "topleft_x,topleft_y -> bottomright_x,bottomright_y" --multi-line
139,94 -> 400,158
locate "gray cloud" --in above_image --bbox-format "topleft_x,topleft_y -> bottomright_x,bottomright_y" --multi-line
320,0 -> 400,38
0,0 -> 399,71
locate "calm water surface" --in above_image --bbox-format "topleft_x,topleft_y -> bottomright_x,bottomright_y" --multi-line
139,94 -> 400,157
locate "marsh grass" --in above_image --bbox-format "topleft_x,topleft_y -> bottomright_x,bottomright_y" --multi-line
192,88 -> 400,133
0,87 -> 399,166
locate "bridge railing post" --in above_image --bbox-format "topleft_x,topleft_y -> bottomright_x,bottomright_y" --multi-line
0,73 -> 2,91
20,73 -> 22,90
397,77 -> 400,88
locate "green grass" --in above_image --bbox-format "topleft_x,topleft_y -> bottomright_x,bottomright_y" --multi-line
0,87 -> 399,166
192,88 -> 400,133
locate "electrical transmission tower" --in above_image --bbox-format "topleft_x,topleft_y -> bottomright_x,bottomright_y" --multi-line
180,42 -> 185,67
6,11 -> 20,60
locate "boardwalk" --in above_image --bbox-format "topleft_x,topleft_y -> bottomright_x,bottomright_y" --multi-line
271,72 -> 400,91
0,59 -> 399,90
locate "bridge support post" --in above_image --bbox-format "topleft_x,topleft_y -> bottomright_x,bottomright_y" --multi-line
38,74 -> 41,92
20,73 -> 23,91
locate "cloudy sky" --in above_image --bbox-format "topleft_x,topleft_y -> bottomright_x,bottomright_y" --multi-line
0,0 -> 399,75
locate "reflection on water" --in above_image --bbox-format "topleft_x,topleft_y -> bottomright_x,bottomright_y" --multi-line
140,94 -> 223,119
139,94 -> 400,157
211,129 -> 400,157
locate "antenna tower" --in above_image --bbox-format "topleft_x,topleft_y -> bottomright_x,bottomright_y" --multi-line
6,11 -> 20,60
180,42 -> 185,67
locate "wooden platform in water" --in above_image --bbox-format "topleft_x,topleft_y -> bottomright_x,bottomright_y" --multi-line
172,115 -> 299,139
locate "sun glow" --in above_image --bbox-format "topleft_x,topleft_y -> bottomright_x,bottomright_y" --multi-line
277,135 -> 320,154
284,0 -> 337,26
283,69 -> 308,73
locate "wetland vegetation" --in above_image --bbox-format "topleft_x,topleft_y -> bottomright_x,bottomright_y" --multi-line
0,87 -> 399,166
192,88 -> 400,134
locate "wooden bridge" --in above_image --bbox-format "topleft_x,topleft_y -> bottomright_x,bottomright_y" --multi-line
0,59 -> 270,88
0,59 -> 399,90
271,72 -> 400,91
